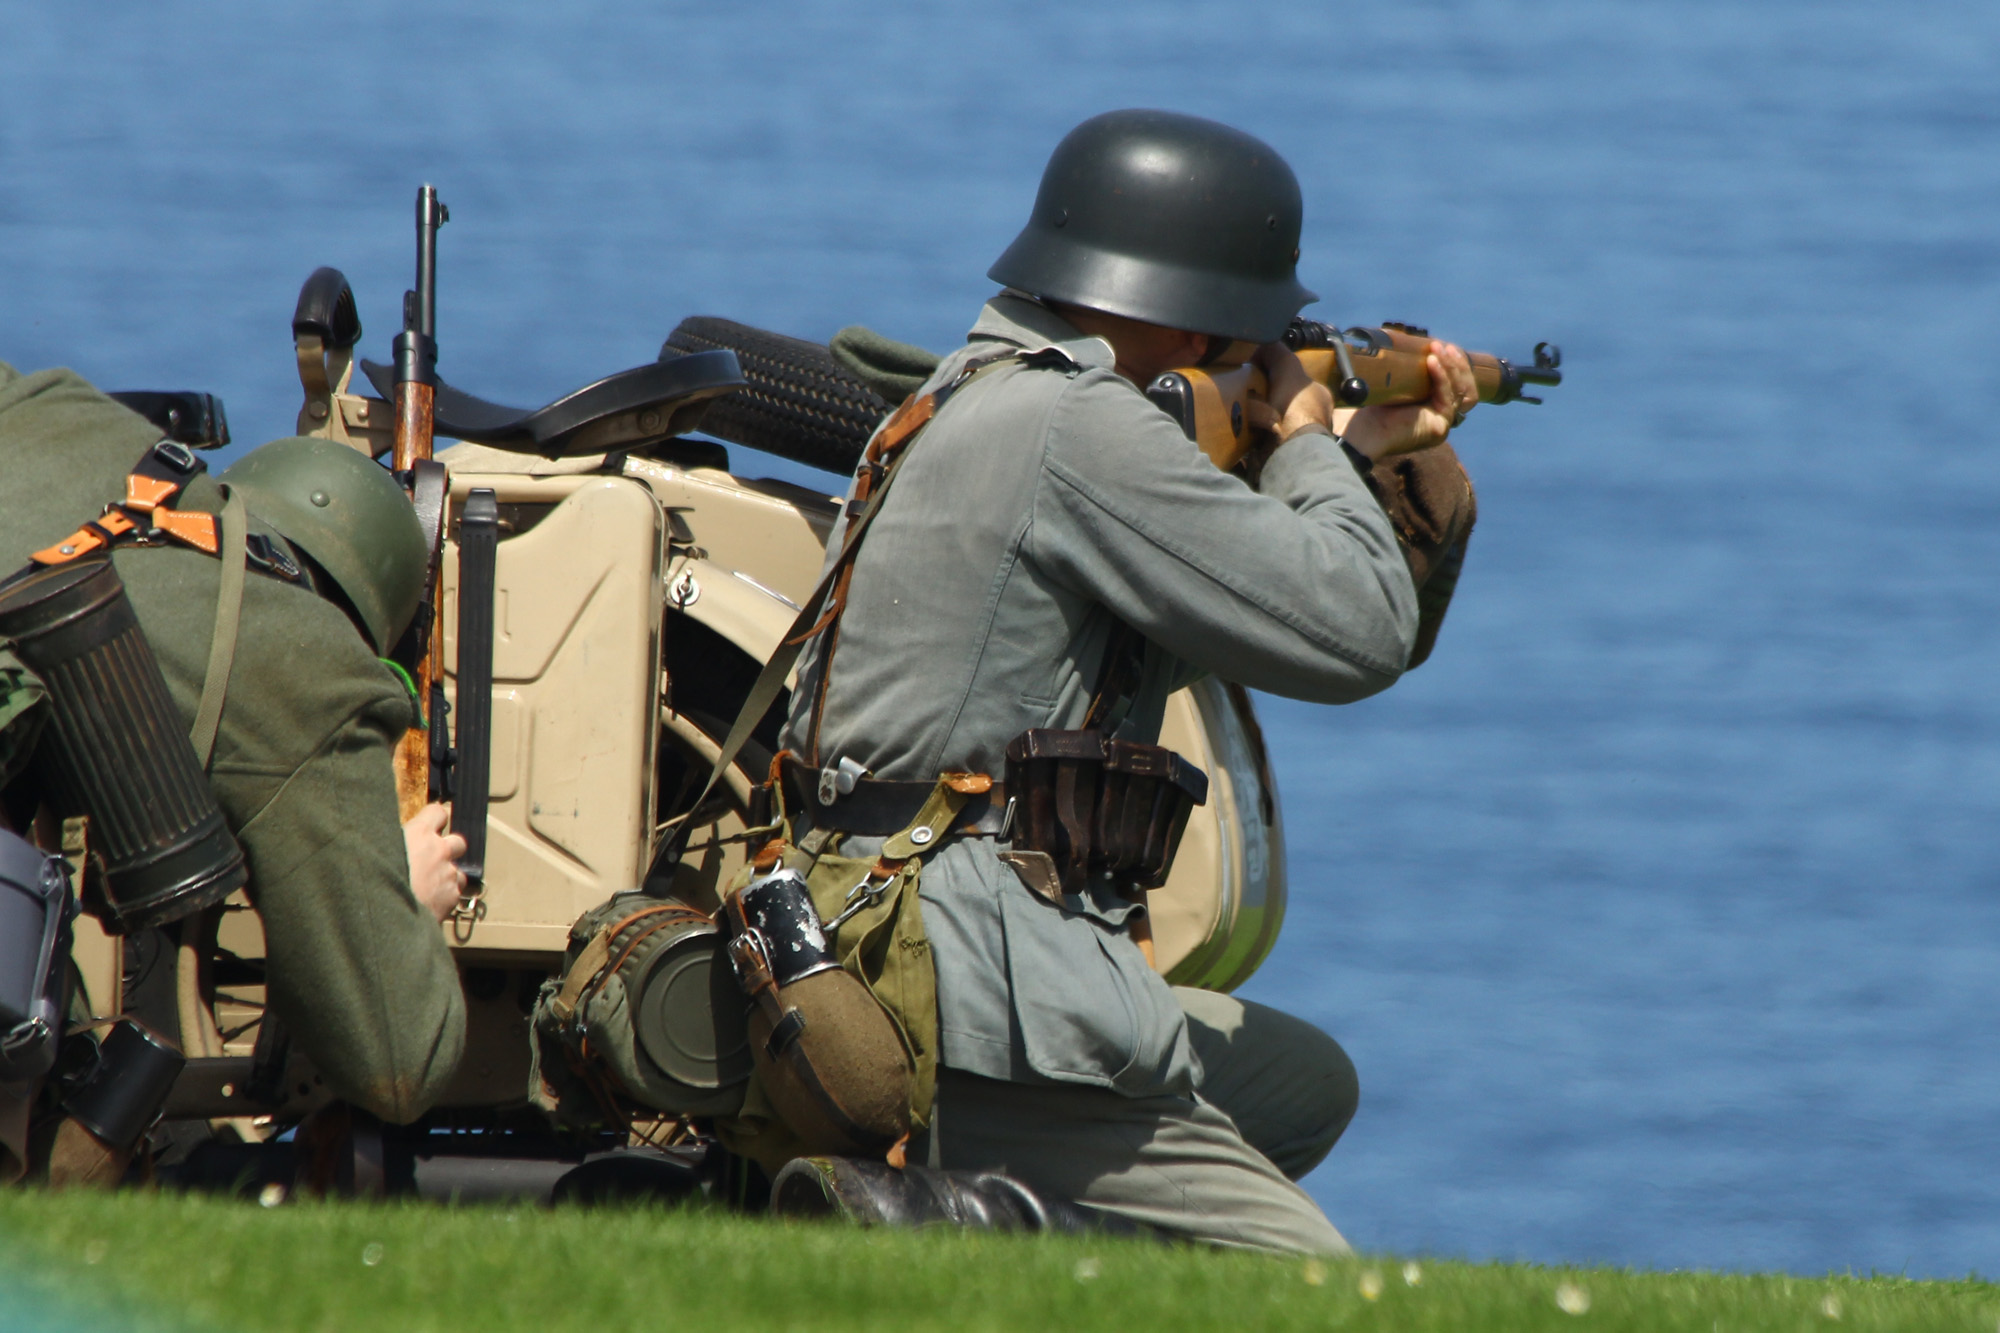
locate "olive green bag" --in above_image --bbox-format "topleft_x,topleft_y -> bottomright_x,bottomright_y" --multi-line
712,835 -> 938,1173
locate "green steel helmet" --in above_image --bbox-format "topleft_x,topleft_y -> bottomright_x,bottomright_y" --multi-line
988,109 -> 1318,344
220,437 -> 426,653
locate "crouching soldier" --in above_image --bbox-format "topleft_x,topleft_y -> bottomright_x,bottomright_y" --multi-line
0,361 -> 467,1182
751,110 -> 1479,1252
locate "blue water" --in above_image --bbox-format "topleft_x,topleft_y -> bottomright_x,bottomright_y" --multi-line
4,0 -> 1997,1281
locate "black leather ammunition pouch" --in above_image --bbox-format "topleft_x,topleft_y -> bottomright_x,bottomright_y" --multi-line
0,829 -> 72,1082
1003,729 -> 1209,897
0,559 -> 246,932
720,867 -> 912,1158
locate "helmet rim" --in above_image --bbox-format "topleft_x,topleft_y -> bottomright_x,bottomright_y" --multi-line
989,231 -> 1318,344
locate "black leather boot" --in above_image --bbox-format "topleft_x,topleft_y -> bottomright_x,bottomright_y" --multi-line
770,1155 -> 1144,1235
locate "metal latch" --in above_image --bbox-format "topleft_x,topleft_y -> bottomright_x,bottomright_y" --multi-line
817,755 -> 868,807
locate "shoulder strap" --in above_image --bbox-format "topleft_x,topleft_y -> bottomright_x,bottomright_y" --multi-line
654,349 -> 1018,869
188,488 -> 247,771
801,347 -> 1034,763
28,440 -> 219,568
14,444 -> 294,773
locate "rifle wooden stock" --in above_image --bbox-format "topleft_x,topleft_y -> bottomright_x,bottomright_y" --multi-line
391,383 -> 439,822
392,384 -> 435,473
1147,321 -> 1561,470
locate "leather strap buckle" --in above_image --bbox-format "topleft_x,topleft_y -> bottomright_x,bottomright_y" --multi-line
147,440 -> 201,475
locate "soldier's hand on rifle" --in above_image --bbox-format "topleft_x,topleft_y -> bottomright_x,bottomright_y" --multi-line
1340,339 -> 1478,462
403,802 -> 468,922
1248,342 -> 1338,443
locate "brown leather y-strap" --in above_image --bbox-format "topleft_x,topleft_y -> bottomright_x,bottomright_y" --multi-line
796,395 -> 932,767
654,350 -> 1016,870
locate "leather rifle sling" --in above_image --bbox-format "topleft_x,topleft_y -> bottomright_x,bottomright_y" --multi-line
655,351 -> 1016,867
801,349 -> 1022,762
189,488 -> 248,771
651,407 -> 922,866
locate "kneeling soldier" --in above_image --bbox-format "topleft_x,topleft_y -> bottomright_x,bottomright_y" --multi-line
0,362 -> 466,1180
759,110 -> 1479,1252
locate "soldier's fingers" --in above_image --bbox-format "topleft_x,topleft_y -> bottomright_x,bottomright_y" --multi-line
1423,347 -> 1457,411
444,832 -> 468,860
1245,399 -> 1281,433
1447,350 -> 1477,414
1255,342 -> 1311,407
1345,401 -> 1444,460
1424,356 -> 1466,430
1429,342 -> 1478,421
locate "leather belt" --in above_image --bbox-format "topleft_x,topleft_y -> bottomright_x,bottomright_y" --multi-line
784,771 -> 1010,839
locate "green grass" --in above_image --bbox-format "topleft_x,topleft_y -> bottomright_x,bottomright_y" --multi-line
0,1189 -> 1993,1333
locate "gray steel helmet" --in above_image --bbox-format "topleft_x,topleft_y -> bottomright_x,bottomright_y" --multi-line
220,437 -> 426,653
988,109 -> 1318,344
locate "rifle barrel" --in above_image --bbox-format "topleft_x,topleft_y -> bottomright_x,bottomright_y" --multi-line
414,185 -> 446,342
391,186 -> 447,470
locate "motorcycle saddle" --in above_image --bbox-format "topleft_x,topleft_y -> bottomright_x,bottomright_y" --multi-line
361,350 -> 745,459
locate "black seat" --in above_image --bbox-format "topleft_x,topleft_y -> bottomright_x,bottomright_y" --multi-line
108,392 -> 230,449
361,351 -> 744,458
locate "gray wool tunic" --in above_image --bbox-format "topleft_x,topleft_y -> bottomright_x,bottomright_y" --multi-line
780,294 -> 1417,1098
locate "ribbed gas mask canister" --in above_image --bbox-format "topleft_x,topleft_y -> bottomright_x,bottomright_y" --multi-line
0,559 -> 246,933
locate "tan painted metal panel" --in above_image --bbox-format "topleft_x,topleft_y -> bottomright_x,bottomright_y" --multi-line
439,476 -> 665,953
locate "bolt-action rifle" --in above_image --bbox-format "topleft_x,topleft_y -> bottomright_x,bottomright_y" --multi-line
384,184 -> 497,910
1146,319 -> 1564,469
388,186 -> 451,822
